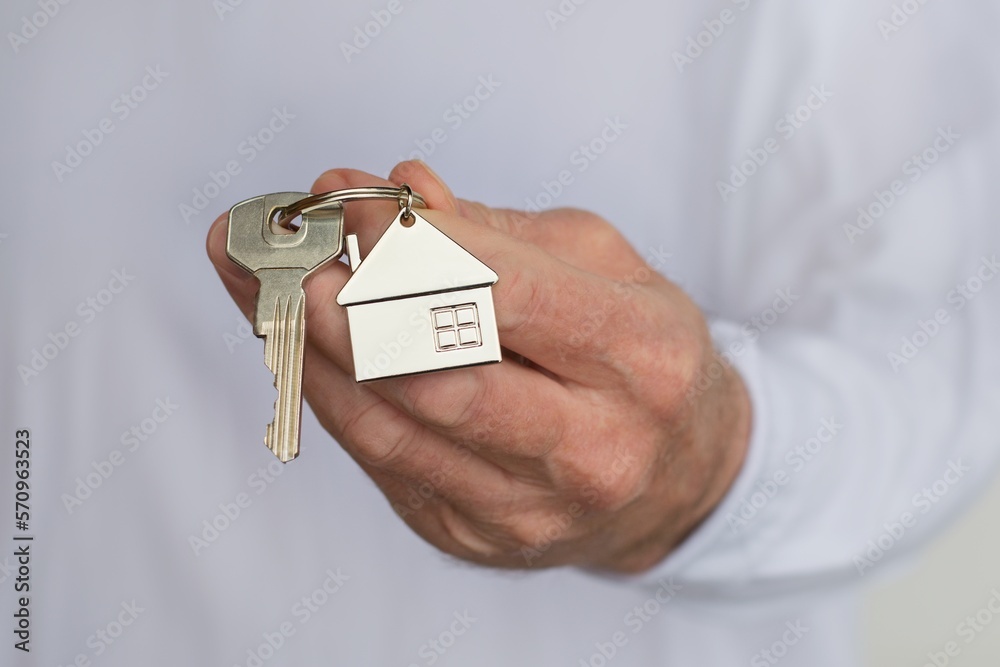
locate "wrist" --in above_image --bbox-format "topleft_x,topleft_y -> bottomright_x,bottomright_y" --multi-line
586,345 -> 752,574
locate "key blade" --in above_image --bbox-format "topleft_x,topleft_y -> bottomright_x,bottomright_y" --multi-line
263,289 -> 306,463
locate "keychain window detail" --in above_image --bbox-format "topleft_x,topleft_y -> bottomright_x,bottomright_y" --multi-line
433,304 -> 482,352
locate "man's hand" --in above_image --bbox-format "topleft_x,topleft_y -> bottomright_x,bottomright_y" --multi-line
206,161 -> 751,573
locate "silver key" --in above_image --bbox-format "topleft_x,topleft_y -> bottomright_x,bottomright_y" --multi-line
226,193 -> 344,462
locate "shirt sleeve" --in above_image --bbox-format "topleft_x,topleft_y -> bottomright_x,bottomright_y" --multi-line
628,127 -> 1000,598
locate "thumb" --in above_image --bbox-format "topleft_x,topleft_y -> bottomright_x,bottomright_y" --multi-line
206,210 -> 259,322
388,160 -> 461,214
389,160 -> 536,237
385,161 -> 652,281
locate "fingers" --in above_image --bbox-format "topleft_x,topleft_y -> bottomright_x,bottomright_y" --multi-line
305,166 -> 630,403
207,163 -> 634,467
353,167 -> 643,383
309,168 -> 400,259
303,270 -> 579,470
300,346 -> 527,513
449,198 -> 637,279
205,165 -> 443,338
206,168 -> 582,468
416,207 -> 638,386
388,160 -> 461,214
206,212 -> 257,319
374,356 -> 576,472
393,161 -> 661,284
312,163 -> 641,385
310,164 -> 459,258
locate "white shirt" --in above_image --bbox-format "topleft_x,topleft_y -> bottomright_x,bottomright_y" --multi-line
3,1 -> 999,665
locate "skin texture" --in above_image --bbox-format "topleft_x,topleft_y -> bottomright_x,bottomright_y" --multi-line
206,160 -> 751,574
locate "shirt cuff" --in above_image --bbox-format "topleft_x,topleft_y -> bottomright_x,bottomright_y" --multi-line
622,318 -> 771,592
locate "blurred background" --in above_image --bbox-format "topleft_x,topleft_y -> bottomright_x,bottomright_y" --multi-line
865,475 -> 1000,664
2,1 -> 998,665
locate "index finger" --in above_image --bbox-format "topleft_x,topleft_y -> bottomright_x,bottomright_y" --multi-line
420,208 -> 644,387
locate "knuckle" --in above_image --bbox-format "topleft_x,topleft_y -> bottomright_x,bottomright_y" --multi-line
464,204 -> 535,238
482,205 -> 517,233
464,504 -> 563,555
543,206 -> 600,224
310,168 -> 350,193
399,371 -> 489,433
588,470 -> 650,512
505,510 -> 561,551
620,296 -> 708,416
548,432 -> 655,512
494,255 -> 549,338
646,324 -> 708,417
558,207 -> 612,229
495,208 -> 536,238
438,495 -> 560,559
338,399 -> 381,445
546,208 -> 618,241
346,409 -> 421,468
436,504 -> 505,559
310,167 -> 374,194
571,279 -> 625,354
674,330 -> 709,402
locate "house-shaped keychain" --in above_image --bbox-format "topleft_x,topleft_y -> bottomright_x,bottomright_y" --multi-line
337,210 -> 502,382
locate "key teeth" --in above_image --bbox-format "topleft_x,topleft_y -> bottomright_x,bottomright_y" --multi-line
263,292 -> 305,463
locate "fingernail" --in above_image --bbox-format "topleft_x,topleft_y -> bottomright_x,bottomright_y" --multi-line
407,160 -> 458,212
413,159 -> 447,188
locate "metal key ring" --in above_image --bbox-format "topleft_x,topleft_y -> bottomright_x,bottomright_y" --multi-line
275,186 -> 427,229
398,184 -> 414,221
